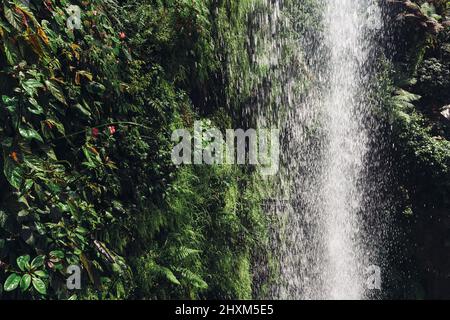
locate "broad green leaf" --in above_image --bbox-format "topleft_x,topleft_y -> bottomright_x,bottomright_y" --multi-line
19,126 -> 44,143
33,270 -> 48,278
4,5 -> 21,31
20,274 -> 31,291
23,154 -> 47,172
50,250 -> 64,259
28,98 -> 43,115
45,80 -> 67,104
3,154 -> 24,189
42,119 -> 65,135
13,0 -> 38,25
31,255 -> 45,269
17,255 -> 30,271
18,210 -> 29,218
32,277 -> 46,295
75,226 -> 88,234
74,103 -> 91,117
22,79 -> 44,97
24,179 -> 34,192
4,273 -> 21,292
3,41 -> 18,65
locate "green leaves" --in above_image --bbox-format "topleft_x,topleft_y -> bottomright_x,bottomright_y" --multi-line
4,4 -> 21,31
3,152 -> 24,189
4,273 -> 21,292
0,0 -> 137,301
20,274 -> 31,292
33,270 -> 47,278
3,255 -> 49,295
420,3 -> 441,21
82,145 -> 103,169
31,255 -> 45,269
17,255 -> 30,271
19,126 -> 44,143
22,79 -> 44,97
27,97 -> 44,115
3,40 -> 17,65
2,95 -> 18,114
50,250 -> 64,259
32,277 -> 46,295
45,80 -> 67,105
0,0 -> 250,302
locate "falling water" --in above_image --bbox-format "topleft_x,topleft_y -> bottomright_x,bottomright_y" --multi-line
319,0 -> 381,299
247,0 -> 386,299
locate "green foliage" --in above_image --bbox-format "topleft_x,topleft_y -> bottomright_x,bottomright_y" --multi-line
389,0 -> 450,210
131,163 -> 265,300
375,1 -> 450,298
391,89 -> 450,185
3,254 -> 48,297
0,0 -> 268,300
118,0 -> 270,300
417,57 -> 450,101
123,0 -> 216,85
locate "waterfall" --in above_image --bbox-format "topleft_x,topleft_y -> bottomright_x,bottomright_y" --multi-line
250,0 -> 386,300
319,0 -> 382,300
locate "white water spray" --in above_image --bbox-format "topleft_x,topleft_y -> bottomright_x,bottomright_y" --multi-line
249,0 -> 385,300
320,0 -> 380,299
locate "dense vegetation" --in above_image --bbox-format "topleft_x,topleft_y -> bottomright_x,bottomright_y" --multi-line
0,0 -> 268,299
0,0 -> 449,300
384,0 -> 450,299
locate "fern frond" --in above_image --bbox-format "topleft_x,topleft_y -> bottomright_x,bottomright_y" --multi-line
392,89 -> 421,109
176,267 -> 208,290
